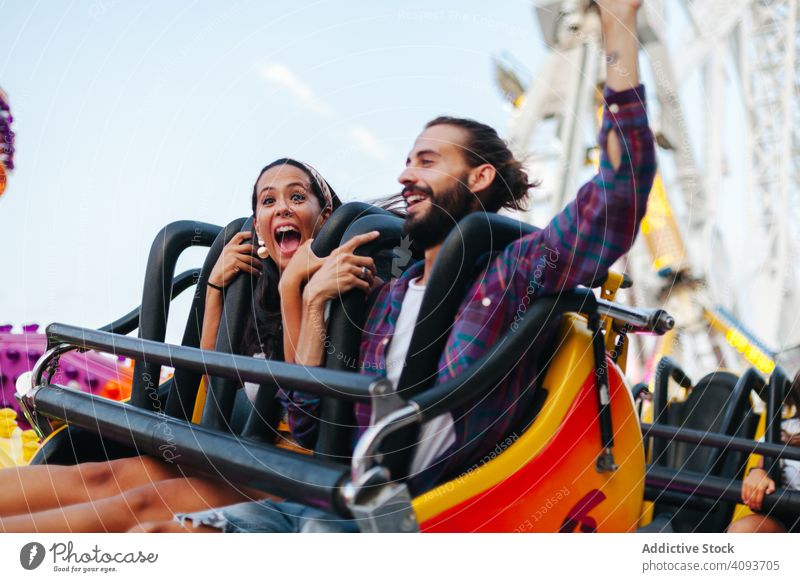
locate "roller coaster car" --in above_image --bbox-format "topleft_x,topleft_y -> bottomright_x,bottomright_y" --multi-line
642,362 -> 800,532
21,206 -> 679,532
24,203 -> 404,464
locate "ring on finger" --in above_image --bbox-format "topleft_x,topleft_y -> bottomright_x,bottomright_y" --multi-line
361,266 -> 370,280
234,266 -> 240,273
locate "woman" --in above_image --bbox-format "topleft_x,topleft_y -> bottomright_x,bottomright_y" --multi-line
728,371 -> 800,533
0,159 -> 378,532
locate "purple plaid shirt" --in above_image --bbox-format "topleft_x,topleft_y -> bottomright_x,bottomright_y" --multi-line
291,85 -> 655,494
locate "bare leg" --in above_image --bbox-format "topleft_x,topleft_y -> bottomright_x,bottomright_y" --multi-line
0,455 -> 186,517
129,520 -> 219,533
727,514 -> 787,533
0,476 -> 269,533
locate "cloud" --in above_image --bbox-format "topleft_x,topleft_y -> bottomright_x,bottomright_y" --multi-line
259,63 -> 333,117
348,126 -> 388,161
259,63 -> 389,161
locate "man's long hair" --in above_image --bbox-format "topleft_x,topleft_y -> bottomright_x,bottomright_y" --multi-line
424,116 -> 538,212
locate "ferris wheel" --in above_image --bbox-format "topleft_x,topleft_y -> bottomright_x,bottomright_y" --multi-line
495,0 -> 800,382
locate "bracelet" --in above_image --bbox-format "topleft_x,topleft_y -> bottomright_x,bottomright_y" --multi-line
207,281 -> 224,292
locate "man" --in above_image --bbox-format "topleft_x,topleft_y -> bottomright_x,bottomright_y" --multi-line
139,0 -> 655,532
300,0 -> 655,494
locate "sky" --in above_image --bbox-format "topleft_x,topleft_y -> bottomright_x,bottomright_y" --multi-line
0,0 -> 548,342
0,0 -> 769,351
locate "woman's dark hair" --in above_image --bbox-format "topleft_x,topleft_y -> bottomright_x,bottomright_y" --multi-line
424,116 -> 538,212
788,370 -> 800,415
240,158 -> 341,359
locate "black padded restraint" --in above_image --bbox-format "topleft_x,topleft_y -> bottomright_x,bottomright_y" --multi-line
315,211 -> 412,461
385,212 -> 538,479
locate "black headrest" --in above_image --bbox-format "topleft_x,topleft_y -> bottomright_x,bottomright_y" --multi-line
385,212 -> 539,478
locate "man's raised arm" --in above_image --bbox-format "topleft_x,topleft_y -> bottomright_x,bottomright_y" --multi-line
501,0 -> 655,298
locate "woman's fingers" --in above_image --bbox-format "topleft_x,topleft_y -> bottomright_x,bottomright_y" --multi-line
751,476 -> 775,511
234,257 -> 260,276
752,486 -> 764,511
240,253 -> 263,271
229,244 -> 257,259
349,263 -> 375,282
345,273 -> 372,293
207,232 -> 260,289
350,255 -> 377,273
333,253 -> 376,274
340,231 -> 380,252
226,231 -> 252,247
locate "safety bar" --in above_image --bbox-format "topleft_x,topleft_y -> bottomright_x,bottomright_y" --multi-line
384,212 -> 538,477
201,217 -> 256,430
316,210 -> 411,460
703,368 -> 764,474
166,218 -> 244,421
411,289 -> 597,418
44,323 -> 380,401
131,220 -> 224,410
643,488 -> 718,512
646,464 -> 800,515
651,357 -> 693,467
350,289 -> 599,482
26,384 -> 351,514
765,366 -> 790,485
641,422 -> 800,462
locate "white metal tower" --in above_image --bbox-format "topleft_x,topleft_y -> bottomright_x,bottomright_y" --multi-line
496,0 -> 800,381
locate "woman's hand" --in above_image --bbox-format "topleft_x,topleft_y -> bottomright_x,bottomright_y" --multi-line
742,467 -> 776,512
207,231 -> 262,289
302,231 -> 379,307
279,239 -> 324,293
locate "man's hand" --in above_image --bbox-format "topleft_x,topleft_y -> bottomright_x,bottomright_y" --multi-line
742,468 -> 776,512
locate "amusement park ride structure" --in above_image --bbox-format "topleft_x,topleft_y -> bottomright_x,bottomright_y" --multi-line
495,0 -> 800,383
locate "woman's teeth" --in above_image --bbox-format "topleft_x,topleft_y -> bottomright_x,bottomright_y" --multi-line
274,225 -> 302,254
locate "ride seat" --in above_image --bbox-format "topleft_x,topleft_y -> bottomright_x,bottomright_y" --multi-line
648,359 -> 758,532
329,211 -> 649,531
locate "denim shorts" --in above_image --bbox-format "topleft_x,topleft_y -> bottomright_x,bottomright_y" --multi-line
175,500 -> 359,533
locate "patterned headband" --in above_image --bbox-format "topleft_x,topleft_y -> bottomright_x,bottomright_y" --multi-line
296,160 -> 334,209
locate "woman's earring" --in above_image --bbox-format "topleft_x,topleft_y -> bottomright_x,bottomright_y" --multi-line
256,238 -> 269,259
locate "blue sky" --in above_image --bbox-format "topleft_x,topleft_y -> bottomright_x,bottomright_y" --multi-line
0,0 -> 546,340
0,0 -> 763,350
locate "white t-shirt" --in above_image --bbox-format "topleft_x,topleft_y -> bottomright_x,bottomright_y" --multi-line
384,277 -> 456,475
243,352 -> 266,403
781,418 -> 800,490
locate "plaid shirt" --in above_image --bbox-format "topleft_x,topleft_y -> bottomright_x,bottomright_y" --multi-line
289,85 -> 655,494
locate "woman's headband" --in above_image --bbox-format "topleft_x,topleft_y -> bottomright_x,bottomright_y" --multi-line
296,160 -> 334,209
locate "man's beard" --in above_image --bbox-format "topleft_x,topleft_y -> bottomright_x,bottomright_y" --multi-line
402,178 -> 477,250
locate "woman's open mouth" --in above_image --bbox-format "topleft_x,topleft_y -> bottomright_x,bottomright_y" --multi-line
273,224 -> 302,255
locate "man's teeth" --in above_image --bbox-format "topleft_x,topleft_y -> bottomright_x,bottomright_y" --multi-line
276,226 -> 299,234
407,194 -> 427,204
